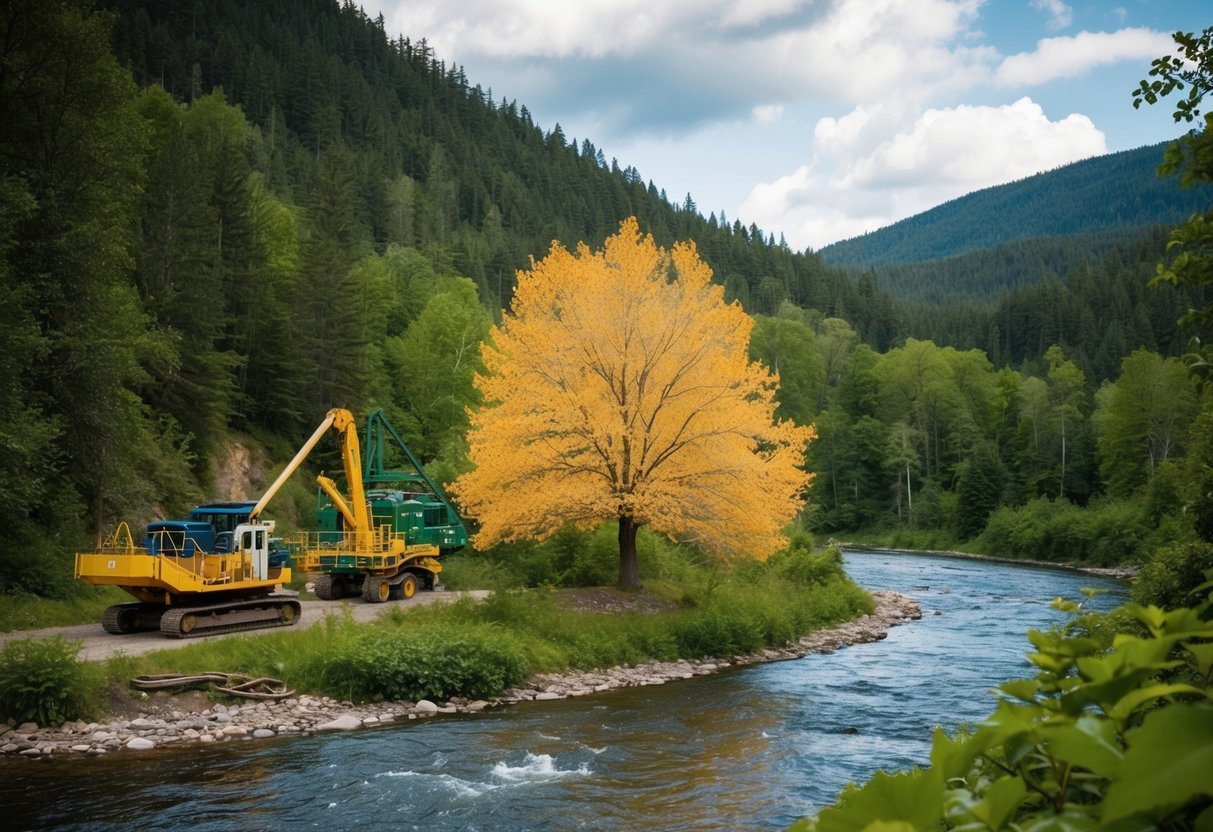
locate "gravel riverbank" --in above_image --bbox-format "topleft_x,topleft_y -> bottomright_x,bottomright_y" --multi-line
0,590 -> 921,760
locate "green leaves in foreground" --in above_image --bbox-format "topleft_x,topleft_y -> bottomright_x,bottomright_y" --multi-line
792,584 -> 1213,831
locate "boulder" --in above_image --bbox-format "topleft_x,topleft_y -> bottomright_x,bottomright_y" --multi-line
315,715 -> 363,732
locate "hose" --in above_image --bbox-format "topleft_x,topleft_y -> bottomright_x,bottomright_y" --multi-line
130,672 -> 296,700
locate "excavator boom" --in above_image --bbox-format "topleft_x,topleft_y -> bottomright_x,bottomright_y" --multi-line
251,408 -> 366,527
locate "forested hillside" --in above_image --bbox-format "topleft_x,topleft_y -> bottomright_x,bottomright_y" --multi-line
818,143 -> 1212,266
1,0 -> 1210,600
102,0 -> 880,326
891,228 -> 1207,383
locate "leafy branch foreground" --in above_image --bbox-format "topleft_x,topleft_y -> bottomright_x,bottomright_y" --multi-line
794,585 -> 1213,832
0,547 -> 870,723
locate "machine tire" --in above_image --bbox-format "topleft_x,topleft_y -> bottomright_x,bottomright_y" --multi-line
313,573 -> 341,601
398,573 -> 418,599
362,576 -> 390,603
279,604 -> 298,624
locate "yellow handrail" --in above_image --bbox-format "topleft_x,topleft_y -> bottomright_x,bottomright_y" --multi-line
102,522 -> 137,554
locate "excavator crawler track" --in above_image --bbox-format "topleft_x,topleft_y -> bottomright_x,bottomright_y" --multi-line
102,602 -> 167,634
159,597 -> 302,638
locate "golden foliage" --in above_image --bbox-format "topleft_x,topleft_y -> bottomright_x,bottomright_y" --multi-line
450,218 -> 816,561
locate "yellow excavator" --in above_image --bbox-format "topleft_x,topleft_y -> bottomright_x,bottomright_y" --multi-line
76,408 -> 453,637
75,503 -> 300,639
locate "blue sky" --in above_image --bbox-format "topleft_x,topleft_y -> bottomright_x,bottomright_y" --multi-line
359,1 -> 1209,251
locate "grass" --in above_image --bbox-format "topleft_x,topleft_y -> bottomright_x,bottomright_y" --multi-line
90,551 -> 872,706
0,586 -> 130,632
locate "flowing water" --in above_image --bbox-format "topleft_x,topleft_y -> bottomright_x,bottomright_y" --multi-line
3,550 -> 1127,831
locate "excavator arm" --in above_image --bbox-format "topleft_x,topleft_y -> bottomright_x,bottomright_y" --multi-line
249,408 -> 370,536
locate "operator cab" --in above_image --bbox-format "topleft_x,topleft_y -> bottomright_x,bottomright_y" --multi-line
189,501 -> 257,552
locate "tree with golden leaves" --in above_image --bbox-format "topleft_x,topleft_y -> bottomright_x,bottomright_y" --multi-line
450,218 -> 816,589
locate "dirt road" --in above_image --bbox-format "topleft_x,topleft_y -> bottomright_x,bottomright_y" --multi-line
0,590 -> 490,662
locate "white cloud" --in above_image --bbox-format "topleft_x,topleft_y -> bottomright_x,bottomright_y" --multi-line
995,28 -> 1174,87
1031,0 -> 1073,31
741,97 -> 1107,250
357,0 -> 1200,254
382,0 -> 686,59
717,0 -> 803,29
752,104 -> 785,124
755,0 -> 993,105
378,0 -> 996,120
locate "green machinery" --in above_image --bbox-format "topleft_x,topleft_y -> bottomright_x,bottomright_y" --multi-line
299,409 -> 467,602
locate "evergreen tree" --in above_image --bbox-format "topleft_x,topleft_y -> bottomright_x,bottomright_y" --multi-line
292,147 -> 374,422
956,440 -> 1005,540
0,0 -> 182,551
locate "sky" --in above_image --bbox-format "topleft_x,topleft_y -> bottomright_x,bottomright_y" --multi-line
358,0 -> 1209,252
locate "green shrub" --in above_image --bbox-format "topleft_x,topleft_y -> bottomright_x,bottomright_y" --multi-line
320,624 -> 528,702
673,604 -> 766,657
770,540 -> 846,587
556,526 -> 618,587
0,547 -> 82,600
0,636 -> 103,724
438,553 -> 525,590
1131,541 -> 1213,609
978,496 -> 1149,565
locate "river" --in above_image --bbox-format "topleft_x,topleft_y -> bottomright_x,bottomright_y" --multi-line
2,550 -> 1128,831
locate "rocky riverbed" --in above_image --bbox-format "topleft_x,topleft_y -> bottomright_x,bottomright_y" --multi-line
0,591 -> 920,759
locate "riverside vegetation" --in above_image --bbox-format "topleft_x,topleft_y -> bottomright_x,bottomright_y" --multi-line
0,533 -> 871,726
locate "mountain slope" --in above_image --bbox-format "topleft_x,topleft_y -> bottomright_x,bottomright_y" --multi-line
818,144 -> 1210,267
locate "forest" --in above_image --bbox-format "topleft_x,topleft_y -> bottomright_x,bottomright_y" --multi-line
818,142 -> 1212,267
1,0 -> 1211,600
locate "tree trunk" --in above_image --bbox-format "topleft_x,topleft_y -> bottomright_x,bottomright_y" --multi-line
617,515 -> 641,590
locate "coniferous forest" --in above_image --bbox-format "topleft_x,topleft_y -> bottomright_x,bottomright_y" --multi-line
2,0 -> 1211,598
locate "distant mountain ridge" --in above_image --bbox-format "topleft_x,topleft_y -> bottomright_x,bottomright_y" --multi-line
818,143 -> 1210,267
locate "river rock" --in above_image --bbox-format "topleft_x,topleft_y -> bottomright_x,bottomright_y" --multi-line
316,715 -> 363,732
126,737 -> 155,750
414,700 -> 439,714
